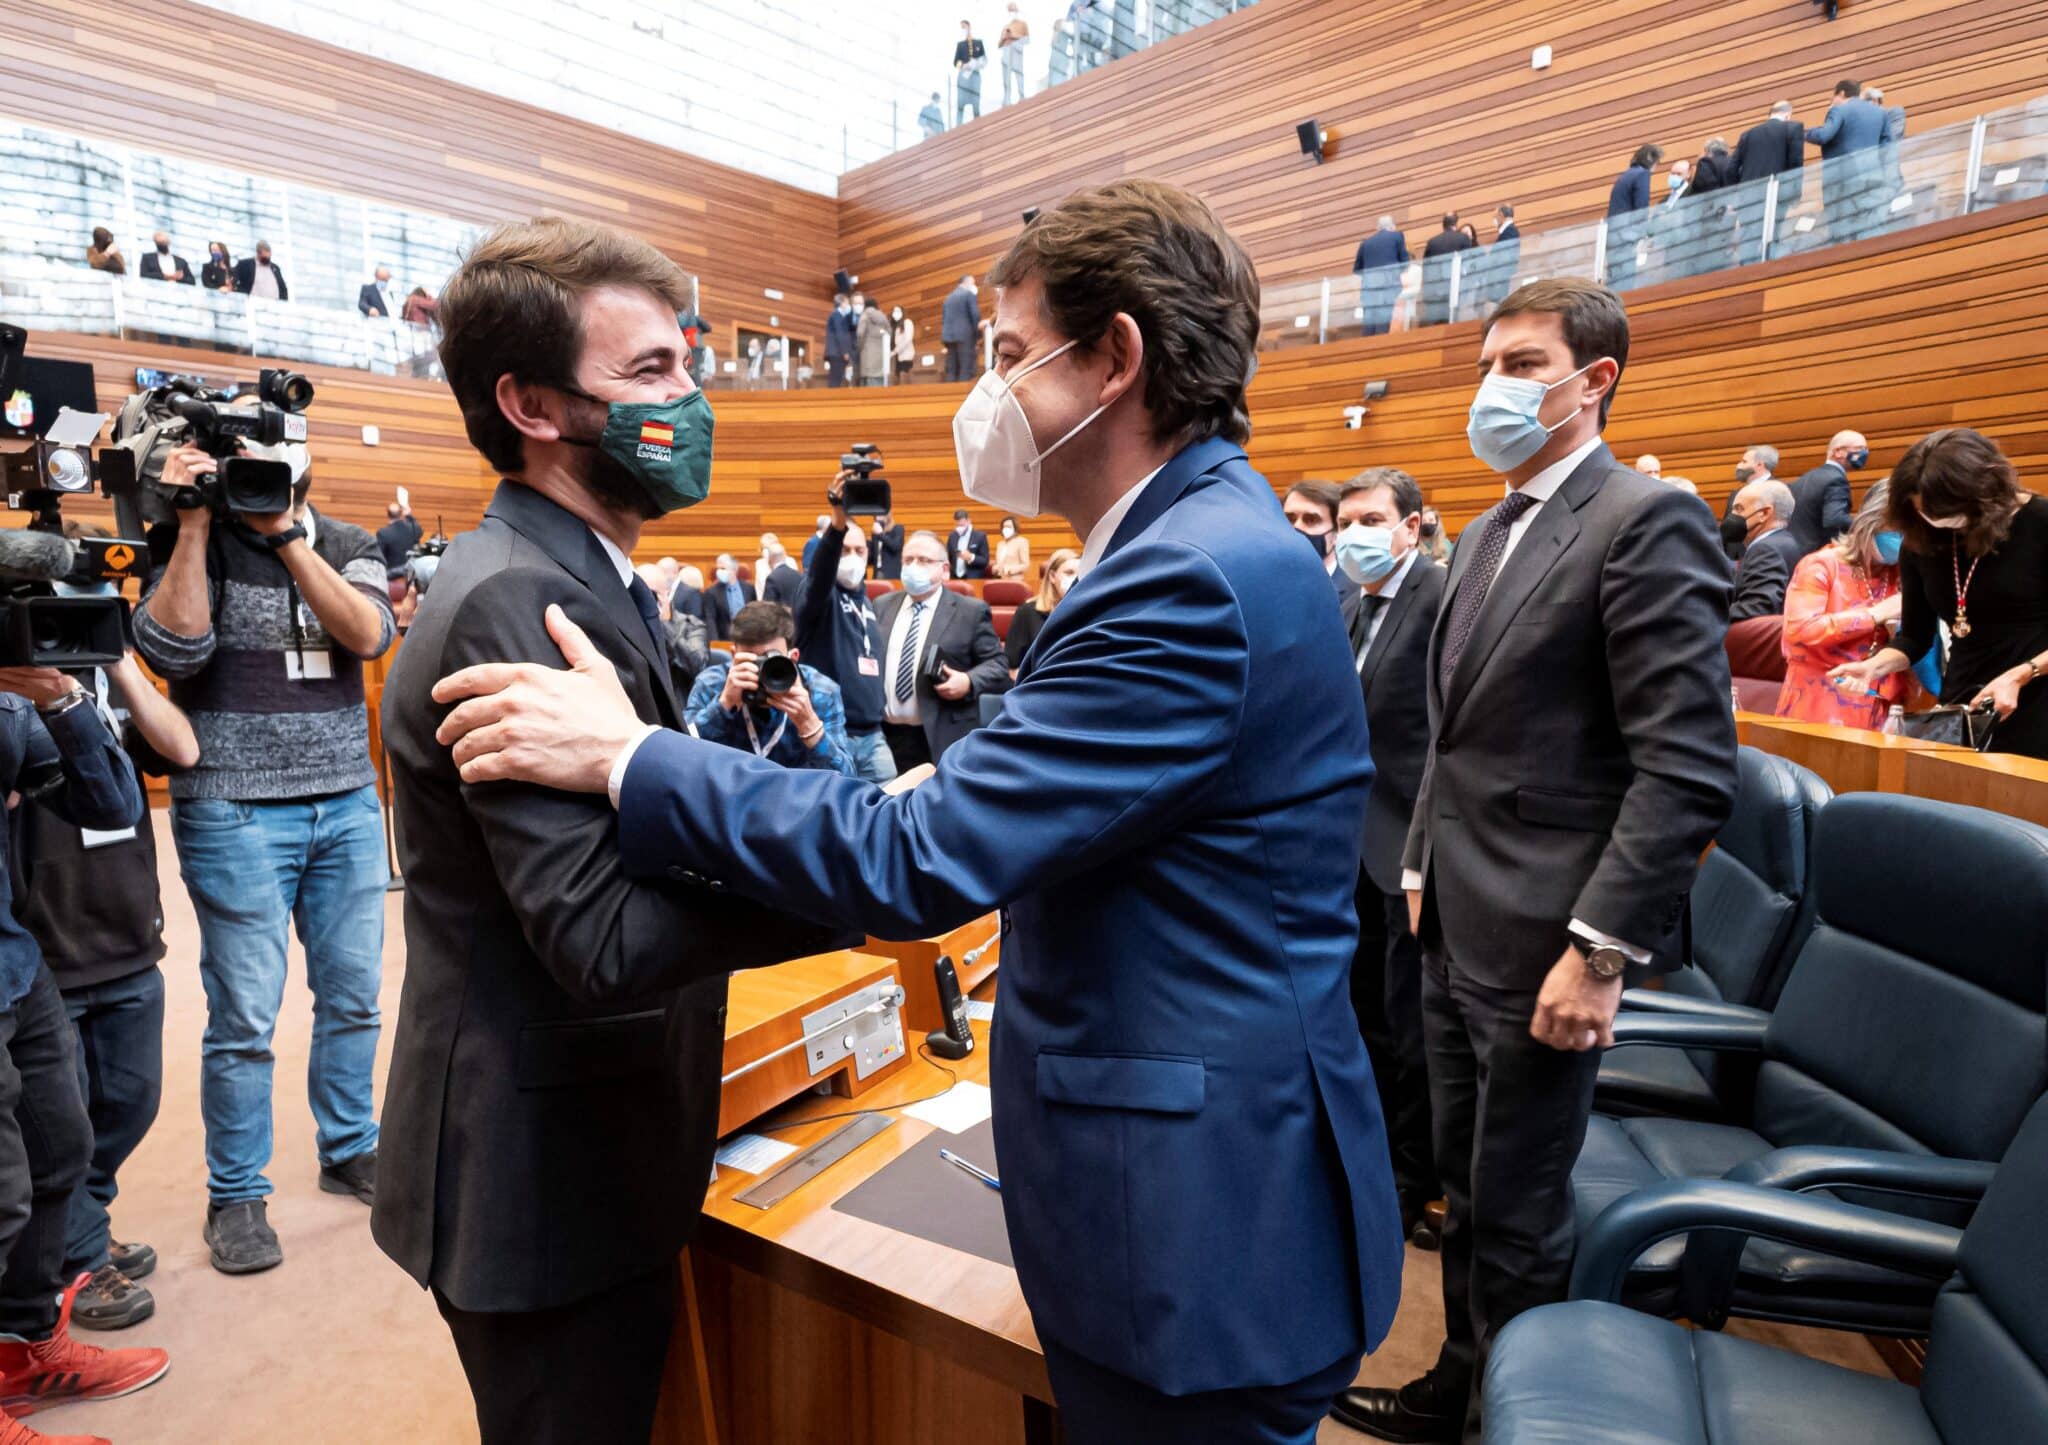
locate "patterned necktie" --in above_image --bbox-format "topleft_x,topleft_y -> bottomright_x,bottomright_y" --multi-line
1355,593 -> 1389,672
895,599 -> 926,703
1438,490 -> 1540,690
625,576 -> 670,672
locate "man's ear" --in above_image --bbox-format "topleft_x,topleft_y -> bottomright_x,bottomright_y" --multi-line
1583,357 -> 1620,413
496,374 -> 568,449
1096,312 -> 1147,411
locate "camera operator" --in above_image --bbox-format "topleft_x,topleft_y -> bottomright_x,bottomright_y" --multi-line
793,474 -> 897,784
0,663 -> 170,1429
683,602 -> 856,776
12,635 -> 197,1333
394,550 -> 437,636
132,441 -> 395,1278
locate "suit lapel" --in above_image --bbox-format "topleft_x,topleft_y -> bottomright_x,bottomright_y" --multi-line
1360,577 -> 1422,692
1101,436 -> 1246,564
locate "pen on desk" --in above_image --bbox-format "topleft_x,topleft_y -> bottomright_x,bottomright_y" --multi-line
939,1148 -> 1001,1192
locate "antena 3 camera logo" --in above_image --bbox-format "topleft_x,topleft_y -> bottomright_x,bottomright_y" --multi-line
636,420 -> 675,463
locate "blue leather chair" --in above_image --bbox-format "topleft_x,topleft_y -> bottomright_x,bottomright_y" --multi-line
1596,747 -> 1831,1121
1483,1090 -> 2048,1443
1573,794 -> 2048,1334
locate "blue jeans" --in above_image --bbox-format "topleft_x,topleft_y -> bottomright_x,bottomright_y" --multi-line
844,728 -> 898,786
60,966 -> 164,1276
172,785 -> 385,1204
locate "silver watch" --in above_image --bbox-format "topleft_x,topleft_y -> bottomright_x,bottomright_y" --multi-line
1574,937 -> 1630,979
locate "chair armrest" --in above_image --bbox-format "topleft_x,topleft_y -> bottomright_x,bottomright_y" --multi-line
1606,1013 -> 1769,1052
1619,989 -> 1771,1025
1570,1179 -> 1963,1306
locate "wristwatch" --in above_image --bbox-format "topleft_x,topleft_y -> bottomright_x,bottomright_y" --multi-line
34,687 -> 90,721
1570,931 -> 1630,980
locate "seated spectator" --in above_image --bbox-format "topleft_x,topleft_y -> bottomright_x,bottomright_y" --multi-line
86,227 -> 124,275
636,565 -> 711,701
1283,480 -> 1347,600
1726,476 -> 1804,619
201,241 -> 234,292
993,516 -> 1031,580
1004,547 -> 1079,670
684,601 -> 855,776
400,287 -> 438,326
1832,428 -> 2048,758
1776,481 -> 1906,729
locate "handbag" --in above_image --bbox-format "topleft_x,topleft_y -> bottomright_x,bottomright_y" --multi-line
1893,700 -> 2000,752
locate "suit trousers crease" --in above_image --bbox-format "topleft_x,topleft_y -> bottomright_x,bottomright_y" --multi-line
1352,874 -> 1437,1214
1421,947 -> 1600,1441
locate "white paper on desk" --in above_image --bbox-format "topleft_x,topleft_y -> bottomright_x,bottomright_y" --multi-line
965,1000 -> 995,1023
902,1080 -> 993,1134
714,1133 -> 799,1175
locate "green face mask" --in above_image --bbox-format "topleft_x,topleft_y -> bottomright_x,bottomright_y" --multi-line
566,386 -> 715,515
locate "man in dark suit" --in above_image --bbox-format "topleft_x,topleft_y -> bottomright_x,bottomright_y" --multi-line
1333,467 -> 1446,1252
668,570 -> 703,622
372,217 -> 845,1444
945,508 -> 989,578
869,510 -> 905,579
231,241 -> 289,300
1476,204 -> 1521,312
942,275 -> 981,381
1419,213 -> 1475,325
1725,478 -> 1806,620
1808,79 -> 1888,241
824,293 -> 857,388
358,267 -> 396,318
1605,144 -> 1663,289
1735,101 -> 1808,250
138,232 -> 194,284
1338,279 -> 1736,1444
1786,428 -> 1865,554
1352,217 -> 1410,336
428,180 -> 1405,1444
874,531 -> 1008,769
702,553 -> 756,642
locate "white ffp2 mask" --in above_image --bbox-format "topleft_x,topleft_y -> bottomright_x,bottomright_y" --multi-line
952,338 -> 1106,517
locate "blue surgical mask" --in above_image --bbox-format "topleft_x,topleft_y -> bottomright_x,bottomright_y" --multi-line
1335,523 -> 1401,585
1667,173 -> 1685,192
900,562 -> 938,596
1873,530 -> 1903,565
1466,360 -> 1599,473
1846,447 -> 1870,470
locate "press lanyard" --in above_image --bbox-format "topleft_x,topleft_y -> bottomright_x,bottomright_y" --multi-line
740,705 -> 789,757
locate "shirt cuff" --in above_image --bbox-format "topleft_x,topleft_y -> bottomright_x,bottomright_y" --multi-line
606,724 -> 662,811
1569,917 -> 1652,964
1400,869 -> 1423,893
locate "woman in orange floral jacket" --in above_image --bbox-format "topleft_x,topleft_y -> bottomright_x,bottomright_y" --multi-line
1777,480 -> 1908,729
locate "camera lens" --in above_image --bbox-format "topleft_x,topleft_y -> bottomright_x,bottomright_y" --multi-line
755,653 -> 798,697
261,369 -> 315,411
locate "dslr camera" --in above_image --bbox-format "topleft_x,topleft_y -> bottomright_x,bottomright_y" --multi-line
110,368 -> 315,523
749,651 -> 800,709
835,442 -> 892,517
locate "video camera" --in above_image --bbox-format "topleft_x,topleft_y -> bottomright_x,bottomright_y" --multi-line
110,367 -> 314,524
835,442 -> 891,517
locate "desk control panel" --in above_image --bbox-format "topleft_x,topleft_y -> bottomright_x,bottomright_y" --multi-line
801,979 -> 907,1081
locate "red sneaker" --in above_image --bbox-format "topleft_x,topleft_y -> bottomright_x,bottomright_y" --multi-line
0,1401 -> 109,1444
0,1275 -> 168,1418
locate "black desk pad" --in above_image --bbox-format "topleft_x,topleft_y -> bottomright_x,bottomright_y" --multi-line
829,1116 -> 1014,1269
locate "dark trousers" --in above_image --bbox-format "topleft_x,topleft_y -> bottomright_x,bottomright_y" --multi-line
60,966 -> 164,1276
1043,1338 -> 1360,1445
0,967 -> 92,1339
1351,875 -> 1437,1221
944,340 -> 975,382
1421,948 -> 1601,1443
883,720 -> 933,774
435,1265 -> 677,1445
826,353 -> 849,388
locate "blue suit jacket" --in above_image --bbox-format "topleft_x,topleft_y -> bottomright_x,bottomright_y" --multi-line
1352,229 -> 1409,273
617,436 -> 1403,1393
825,307 -> 858,360
1807,97 -> 1886,159
941,285 -> 981,343
1608,164 -> 1651,216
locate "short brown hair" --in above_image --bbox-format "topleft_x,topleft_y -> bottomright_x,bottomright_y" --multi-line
1483,278 -> 1631,424
1885,428 -> 2026,557
439,216 -> 694,474
989,179 -> 1259,451
730,600 -> 797,650
1284,480 -> 1341,527
1342,466 -> 1424,520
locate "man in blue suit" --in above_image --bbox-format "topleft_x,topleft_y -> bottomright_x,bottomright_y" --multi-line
1807,79 -> 1888,242
430,179 -> 1405,1445
1352,216 -> 1410,336
942,274 -> 982,382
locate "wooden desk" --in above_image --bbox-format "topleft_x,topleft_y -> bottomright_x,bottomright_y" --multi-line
1903,748 -> 2048,829
657,981 -> 1045,1445
864,914 -> 1003,1035
716,950 -> 910,1138
1736,714 -> 1961,794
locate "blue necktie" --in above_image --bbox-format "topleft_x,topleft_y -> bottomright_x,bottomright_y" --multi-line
895,599 -> 925,703
626,576 -> 670,669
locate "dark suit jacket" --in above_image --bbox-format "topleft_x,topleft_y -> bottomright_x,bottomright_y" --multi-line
1691,151 -> 1737,196
703,579 -> 757,641
761,562 -> 802,607
139,252 -> 194,284
871,522 -> 905,579
1422,228 -> 1475,258
1608,165 -> 1653,216
1808,97 -> 1886,160
1341,555 -> 1447,893
231,257 -> 289,300
371,481 -> 846,1312
824,308 -> 858,362
669,580 -> 703,622
1352,230 -> 1410,273
941,285 -> 981,344
1729,525 -> 1807,621
200,259 -> 232,290
1787,462 -> 1853,554
1403,443 -> 1737,988
875,586 -> 1009,760
1736,117 -> 1806,191
358,283 -> 395,317
954,37 -> 986,67
947,527 -> 990,578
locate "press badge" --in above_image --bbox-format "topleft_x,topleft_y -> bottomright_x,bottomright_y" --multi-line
858,656 -> 880,676
286,648 -> 334,681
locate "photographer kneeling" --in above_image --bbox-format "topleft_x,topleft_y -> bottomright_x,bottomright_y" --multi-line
683,602 -> 855,776
132,442 -> 394,1277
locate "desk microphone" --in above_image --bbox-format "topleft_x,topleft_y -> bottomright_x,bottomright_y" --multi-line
926,954 -> 974,1059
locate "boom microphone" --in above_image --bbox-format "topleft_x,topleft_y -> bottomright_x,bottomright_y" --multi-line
0,529 -> 78,583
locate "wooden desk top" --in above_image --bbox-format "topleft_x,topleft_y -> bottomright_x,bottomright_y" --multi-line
1903,748 -> 2048,829
1736,713 -> 1962,794
697,1004 -> 1048,1402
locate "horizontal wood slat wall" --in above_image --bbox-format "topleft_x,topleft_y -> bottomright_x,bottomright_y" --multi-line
838,0 -> 2048,340
17,192 -> 2048,582
1,0 -> 838,348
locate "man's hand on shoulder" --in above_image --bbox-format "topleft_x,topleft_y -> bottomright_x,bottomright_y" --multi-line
435,605 -> 643,792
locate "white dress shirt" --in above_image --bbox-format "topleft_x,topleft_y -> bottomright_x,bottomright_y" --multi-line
1400,433 -> 1648,961
1355,547 -> 1421,670
881,589 -> 940,725
250,262 -> 279,299
1078,463 -> 1168,577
